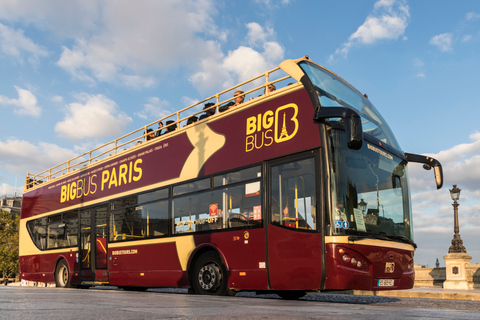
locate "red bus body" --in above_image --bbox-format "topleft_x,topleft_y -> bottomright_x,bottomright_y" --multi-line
20,57 -> 420,294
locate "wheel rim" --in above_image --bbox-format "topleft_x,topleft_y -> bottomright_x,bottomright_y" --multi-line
198,263 -> 221,291
58,265 -> 68,287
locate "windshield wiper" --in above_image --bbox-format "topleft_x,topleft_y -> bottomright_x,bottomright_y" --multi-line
348,234 -> 391,242
384,234 -> 417,248
348,233 -> 417,248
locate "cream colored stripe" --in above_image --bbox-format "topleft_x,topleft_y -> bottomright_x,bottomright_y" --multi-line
325,236 -> 415,251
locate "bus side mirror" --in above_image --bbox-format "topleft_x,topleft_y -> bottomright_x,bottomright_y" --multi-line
315,107 -> 363,150
404,153 -> 443,189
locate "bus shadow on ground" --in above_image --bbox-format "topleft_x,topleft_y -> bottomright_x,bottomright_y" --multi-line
234,292 -> 401,304
110,287 -> 401,304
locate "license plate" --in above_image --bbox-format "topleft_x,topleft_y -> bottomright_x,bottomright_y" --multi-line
378,279 -> 394,287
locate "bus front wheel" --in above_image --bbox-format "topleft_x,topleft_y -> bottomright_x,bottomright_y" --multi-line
192,252 -> 233,296
55,260 -> 72,288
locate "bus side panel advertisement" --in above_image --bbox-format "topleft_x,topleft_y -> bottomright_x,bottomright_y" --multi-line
22,89 -> 320,220
203,90 -> 319,176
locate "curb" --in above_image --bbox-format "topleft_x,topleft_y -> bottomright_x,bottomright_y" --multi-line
352,289 -> 480,301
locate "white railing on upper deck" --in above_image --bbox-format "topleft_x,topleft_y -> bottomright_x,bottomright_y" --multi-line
25,65 -> 296,190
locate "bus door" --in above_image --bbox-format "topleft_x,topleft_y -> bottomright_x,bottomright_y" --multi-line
267,154 -> 323,291
79,205 -> 109,284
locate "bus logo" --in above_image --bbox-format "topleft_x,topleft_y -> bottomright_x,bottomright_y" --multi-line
385,262 -> 395,273
245,103 -> 299,152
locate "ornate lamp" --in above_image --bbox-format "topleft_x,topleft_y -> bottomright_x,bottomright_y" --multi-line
448,185 -> 466,253
358,199 -> 368,214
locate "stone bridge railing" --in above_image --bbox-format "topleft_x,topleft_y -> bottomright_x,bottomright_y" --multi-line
414,264 -> 480,289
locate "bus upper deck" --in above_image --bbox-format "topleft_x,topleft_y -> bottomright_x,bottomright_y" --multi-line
24,60 -> 302,191
26,56 -> 434,192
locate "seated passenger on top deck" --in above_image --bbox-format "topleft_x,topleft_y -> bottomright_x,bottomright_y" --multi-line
199,102 -> 215,120
265,83 -> 276,94
185,115 -> 198,126
165,120 -> 177,133
156,121 -> 164,137
147,128 -> 155,141
219,90 -> 245,112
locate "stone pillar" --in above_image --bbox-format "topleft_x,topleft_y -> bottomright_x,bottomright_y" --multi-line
443,253 -> 472,289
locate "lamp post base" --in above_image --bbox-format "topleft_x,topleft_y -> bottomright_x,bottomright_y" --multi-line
443,253 -> 472,290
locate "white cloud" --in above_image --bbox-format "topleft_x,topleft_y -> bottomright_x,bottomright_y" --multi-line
0,23 -> 48,64
416,73 -> 425,78
0,86 -> 41,117
246,22 -> 274,47
413,58 -> 424,67
408,132 -> 480,232
0,1 -> 100,36
461,34 -> 472,43
135,97 -> 171,120
0,139 -> 77,180
54,93 -> 132,140
0,183 -> 20,196
429,33 -> 453,52
54,1 -> 223,87
52,95 -> 64,103
413,227 -> 480,266
330,0 -> 409,60
253,0 -> 292,9
189,22 -> 284,92
466,12 -> 480,21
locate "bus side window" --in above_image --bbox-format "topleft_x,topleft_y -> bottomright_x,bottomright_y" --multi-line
26,217 -> 47,250
141,200 -> 168,237
110,208 -> 144,241
270,157 -> 317,231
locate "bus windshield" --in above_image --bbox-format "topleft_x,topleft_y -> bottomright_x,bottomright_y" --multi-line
299,61 -> 402,151
329,129 -> 413,242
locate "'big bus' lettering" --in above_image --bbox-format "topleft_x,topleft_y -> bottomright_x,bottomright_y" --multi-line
245,103 -> 299,152
60,158 -> 143,203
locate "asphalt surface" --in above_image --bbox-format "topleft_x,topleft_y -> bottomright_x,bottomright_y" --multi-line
1,285 -> 480,319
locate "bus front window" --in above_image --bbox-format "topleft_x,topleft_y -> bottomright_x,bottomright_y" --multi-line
299,61 -> 402,151
329,129 -> 413,242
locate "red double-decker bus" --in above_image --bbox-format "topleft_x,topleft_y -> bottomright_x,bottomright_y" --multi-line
19,56 -> 443,298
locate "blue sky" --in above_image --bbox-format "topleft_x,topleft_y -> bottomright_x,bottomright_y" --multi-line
1,0 -> 479,267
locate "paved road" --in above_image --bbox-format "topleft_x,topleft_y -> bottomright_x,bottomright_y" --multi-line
1,286 -> 479,319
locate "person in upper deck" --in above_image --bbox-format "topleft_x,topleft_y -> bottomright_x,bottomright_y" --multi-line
232,90 -> 245,108
156,121 -> 164,137
199,102 -> 216,120
265,83 -> 276,94
219,90 -> 246,112
185,115 -> 198,126
165,120 -> 177,133
147,128 -> 156,140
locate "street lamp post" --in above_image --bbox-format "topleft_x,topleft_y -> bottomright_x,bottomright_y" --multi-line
358,199 -> 368,214
448,185 -> 467,253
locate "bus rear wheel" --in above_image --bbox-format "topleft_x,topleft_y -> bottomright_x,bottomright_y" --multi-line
55,260 -> 72,288
192,252 -> 232,296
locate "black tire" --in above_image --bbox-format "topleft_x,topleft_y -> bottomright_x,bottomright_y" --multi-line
192,252 -> 233,296
276,290 -> 306,300
55,260 -> 72,288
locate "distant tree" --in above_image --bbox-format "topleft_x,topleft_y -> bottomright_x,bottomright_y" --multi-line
0,211 -> 20,279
